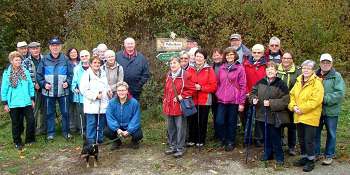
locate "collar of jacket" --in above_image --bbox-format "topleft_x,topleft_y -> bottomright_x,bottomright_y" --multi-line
277,64 -> 296,74
115,95 -> 132,104
168,68 -> 184,78
315,67 -> 336,79
246,56 -> 266,66
297,73 -> 320,86
123,50 -> 138,58
190,63 -> 211,71
106,61 -> 118,69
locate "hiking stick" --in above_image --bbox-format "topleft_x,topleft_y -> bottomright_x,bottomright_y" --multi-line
245,105 -> 256,164
77,91 -> 84,138
264,106 -> 268,161
96,92 -> 102,145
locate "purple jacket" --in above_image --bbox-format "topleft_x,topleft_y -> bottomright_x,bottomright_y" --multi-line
215,63 -> 246,105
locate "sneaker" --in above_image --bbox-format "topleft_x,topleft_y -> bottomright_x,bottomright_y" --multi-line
293,157 -> 308,167
15,144 -> 23,150
173,151 -> 184,158
224,144 -> 235,152
64,133 -> 73,140
47,135 -> 54,141
288,148 -> 296,156
131,141 -> 140,149
196,143 -> 204,147
110,139 -> 122,151
186,142 -> 195,147
303,159 -> 315,172
164,149 -> 177,155
322,158 -> 333,165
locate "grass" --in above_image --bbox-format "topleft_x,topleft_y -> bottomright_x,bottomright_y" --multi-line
0,82 -> 350,174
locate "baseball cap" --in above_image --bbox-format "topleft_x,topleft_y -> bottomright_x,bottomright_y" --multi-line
48,37 -> 63,45
320,53 -> 332,62
17,41 -> 28,48
28,42 -> 41,48
230,34 -> 241,40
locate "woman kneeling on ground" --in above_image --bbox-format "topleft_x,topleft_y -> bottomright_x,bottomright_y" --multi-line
1,51 -> 35,150
250,61 -> 290,166
162,56 -> 195,158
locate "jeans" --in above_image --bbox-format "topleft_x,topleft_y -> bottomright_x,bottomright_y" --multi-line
34,90 -> 46,134
315,115 -> 338,158
211,96 -> 219,139
9,106 -> 35,144
188,105 -> 209,144
86,114 -> 106,144
297,123 -> 317,160
46,96 -> 70,137
264,124 -> 284,162
280,111 -> 296,149
167,115 -> 187,152
104,126 -> 143,143
216,103 -> 238,145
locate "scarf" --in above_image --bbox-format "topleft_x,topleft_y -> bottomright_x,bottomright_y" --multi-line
9,66 -> 26,88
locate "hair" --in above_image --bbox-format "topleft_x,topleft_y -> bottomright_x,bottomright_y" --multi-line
104,50 -> 115,58
89,56 -> 101,64
124,37 -> 135,44
252,44 -> 265,52
223,47 -> 239,63
97,43 -> 108,51
282,51 -> 294,59
8,51 -> 22,62
211,48 -> 223,56
269,36 -> 281,45
301,59 -> 316,69
194,49 -> 208,59
266,61 -> 278,70
66,48 -> 80,61
80,50 -> 90,57
179,51 -> 189,58
169,56 -> 181,63
116,81 -> 129,90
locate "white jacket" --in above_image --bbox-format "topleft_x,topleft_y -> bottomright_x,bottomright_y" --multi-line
80,68 -> 110,114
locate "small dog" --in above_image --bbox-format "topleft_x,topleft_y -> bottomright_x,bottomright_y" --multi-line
81,138 -> 99,168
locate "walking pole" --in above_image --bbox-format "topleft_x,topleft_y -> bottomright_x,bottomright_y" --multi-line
264,106 -> 268,162
245,105 -> 256,164
196,88 -> 201,151
77,90 -> 84,138
96,92 -> 102,145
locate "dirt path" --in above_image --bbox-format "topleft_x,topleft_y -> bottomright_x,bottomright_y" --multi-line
21,143 -> 350,175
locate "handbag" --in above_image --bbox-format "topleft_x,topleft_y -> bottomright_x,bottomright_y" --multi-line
171,78 -> 197,117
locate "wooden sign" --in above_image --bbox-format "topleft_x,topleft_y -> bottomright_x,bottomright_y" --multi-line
156,38 -> 187,52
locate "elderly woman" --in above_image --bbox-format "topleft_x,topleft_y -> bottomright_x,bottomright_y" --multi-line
162,57 -> 195,157
67,48 -> 80,133
1,51 -> 35,150
243,44 -> 267,147
186,49 -> 217,147
80,56 -> 112,144
289,60 -> 324,172
103,50 -> 124,93
250,62 -> 290,166
179,51 -> 191,70
215,47 -> 246,151
71,50 -> 91,135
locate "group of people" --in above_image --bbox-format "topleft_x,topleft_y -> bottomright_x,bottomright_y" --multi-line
1,33 -> 346,172
161,34 -> 345,172
1,37 -> 149,151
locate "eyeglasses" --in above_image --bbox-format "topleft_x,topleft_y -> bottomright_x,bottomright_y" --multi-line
180,57 -> 189,60
270,44 -> 279,47
80,55 -> 89,57
282,57 -> 292,60
252,52 -> 262,54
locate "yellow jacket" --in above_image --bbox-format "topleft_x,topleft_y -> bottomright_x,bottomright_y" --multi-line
288,73 -> 324,126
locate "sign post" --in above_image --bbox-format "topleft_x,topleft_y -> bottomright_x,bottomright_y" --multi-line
155,32 -> 187,61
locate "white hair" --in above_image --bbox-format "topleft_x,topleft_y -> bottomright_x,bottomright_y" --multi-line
301,59 -> 316,68
124,37 -> 135,44
80,50 -> 90,57
104,50 -> 115,57
252,44 -> 265,52
97,43 -> 108,51
269,36 -> 280,45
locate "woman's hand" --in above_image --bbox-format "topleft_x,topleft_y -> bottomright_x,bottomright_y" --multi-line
238,104 -> 244,112
252,98 -> 259,105
4,105 -> 10,112
195,84 -> 201,90
263,100 -> 270,107
32,100 -> 35,109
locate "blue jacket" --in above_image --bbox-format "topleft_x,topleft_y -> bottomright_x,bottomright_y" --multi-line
106,96 -> 141,134
71,62 -> 87,103
36,53 -> 73,97
1,66 -> 34,108
116,50 -> 150,96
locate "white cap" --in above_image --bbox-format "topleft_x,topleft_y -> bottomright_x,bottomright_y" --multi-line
252,44 -> 265,52
320,53 -> 332,62
17,41 -> 28,48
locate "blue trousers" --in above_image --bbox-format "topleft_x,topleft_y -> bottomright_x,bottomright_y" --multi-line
86,114 -> 106,144
216,103 -> 238,145
46,96 -> 70,137
315,115 -> 338,158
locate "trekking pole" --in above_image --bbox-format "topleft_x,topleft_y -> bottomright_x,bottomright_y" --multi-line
264,106 -> 268,161
77,90 -> 84,138
96,92 -> 102,145
196,88 -> 201,151
245,104 -> 256,164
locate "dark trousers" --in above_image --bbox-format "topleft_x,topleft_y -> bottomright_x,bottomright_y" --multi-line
9,106 -> 35,145
188,105 -> 209,144
34,90 -> 46,134
216,103 -> 238,145
211,96 -> 218,138
105,126 -> 143,143
297,123 -> 317,160
280,123 -> 296,148
264,124 -> 284,162
255,121 -> 265,143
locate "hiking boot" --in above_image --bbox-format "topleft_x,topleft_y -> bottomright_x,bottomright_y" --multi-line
293,157 -> 308,167
131,141 -> 140,149
288,148 -> 296,156
303,159 -> 315,172
173,151 -> 184,158
64,133 -> 73,140
224,144 -> 235,152
164,149 -> 176,155
110,139 -> 122,151
47,135 -> 54,141
196,143 -> 204,147
322,158 -> 333,165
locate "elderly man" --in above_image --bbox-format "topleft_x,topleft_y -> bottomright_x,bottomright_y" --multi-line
22,42 -> 46,135
315,53 -> 345,165
116,37 -> 150,101
36,37 -> 73,141
97,43 -> 108,64
264,36 -> 283,63
229,33 -> 251,64
16,41 -> 29,59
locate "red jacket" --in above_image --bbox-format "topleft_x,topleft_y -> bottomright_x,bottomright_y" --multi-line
243,56 -> 267,94
162,69 -> 195,116
187,64 -> 217,105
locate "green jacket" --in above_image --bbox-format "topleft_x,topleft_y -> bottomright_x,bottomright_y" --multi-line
277,64 -> 301,90
316,68 -> 346,117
